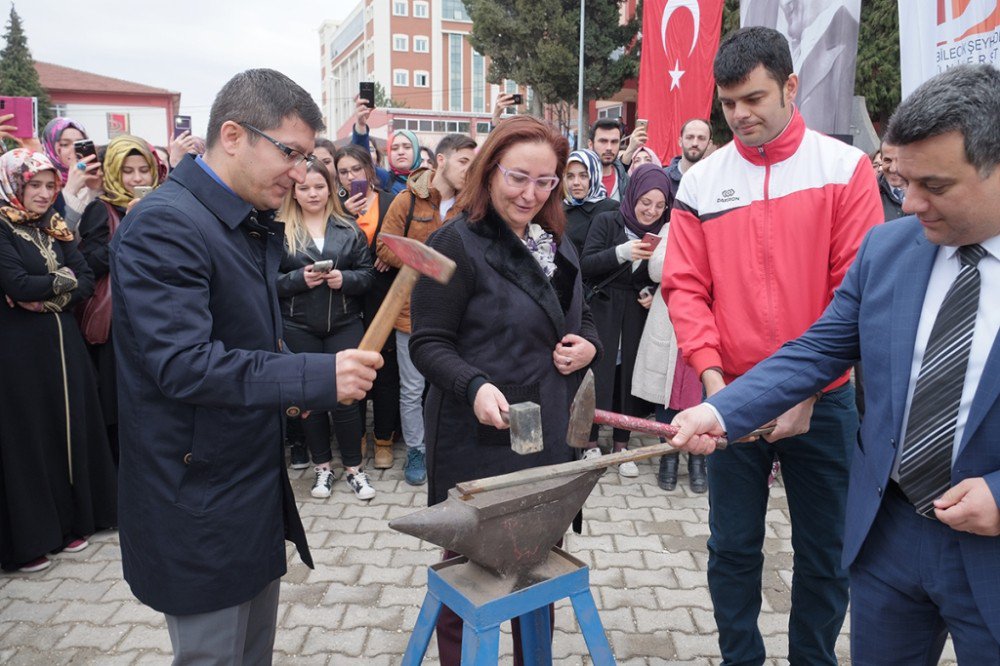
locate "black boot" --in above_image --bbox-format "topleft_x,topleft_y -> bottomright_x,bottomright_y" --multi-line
658,454 -> 679,491
688,454 -> 708,494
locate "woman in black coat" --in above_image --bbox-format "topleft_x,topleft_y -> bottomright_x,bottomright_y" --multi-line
0,149 -> 117,572
580,164 -> 673,475
409,116 -> 602,666
276,161 -> 375,501
563,148 -> 619,257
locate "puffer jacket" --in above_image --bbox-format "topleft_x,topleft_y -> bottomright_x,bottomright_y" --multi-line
277,215 -> 374,334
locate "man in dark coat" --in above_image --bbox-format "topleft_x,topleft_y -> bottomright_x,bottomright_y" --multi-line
878,140 -> 907,221
110,69 -> 382,663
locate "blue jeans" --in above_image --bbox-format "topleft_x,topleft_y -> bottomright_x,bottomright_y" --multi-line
706,384 -> 856,666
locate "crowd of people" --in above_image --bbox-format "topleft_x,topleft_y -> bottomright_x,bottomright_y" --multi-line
2,21 -> 998,666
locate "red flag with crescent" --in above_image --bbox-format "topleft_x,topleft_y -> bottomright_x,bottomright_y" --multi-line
638,0 -> 724,162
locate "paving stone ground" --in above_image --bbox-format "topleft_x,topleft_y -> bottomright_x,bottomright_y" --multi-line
0,436 -> 957,665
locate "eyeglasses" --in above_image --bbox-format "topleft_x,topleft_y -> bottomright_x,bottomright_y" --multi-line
239,122 -> 314,168
497,165 -> 560,192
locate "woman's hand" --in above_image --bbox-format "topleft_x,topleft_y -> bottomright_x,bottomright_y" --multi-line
64,154 -> 100,194
553,334 -> 597,375
637,288 -> 654,309
6,296 -> 44,312
474,383 -> 509,428
125,198 -> 142,214
324,269 -> 344,290
374,257 -> 392,272
168,130 -> 201,167
343,192 -> 367,216
630,239 -> 654,262
303,265 -> 326,288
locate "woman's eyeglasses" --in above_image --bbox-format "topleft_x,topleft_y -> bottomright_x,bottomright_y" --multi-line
497,165 -> 560,192
239,122 -> 314,168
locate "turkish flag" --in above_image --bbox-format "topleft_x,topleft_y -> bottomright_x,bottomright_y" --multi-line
638,0 -> 724,162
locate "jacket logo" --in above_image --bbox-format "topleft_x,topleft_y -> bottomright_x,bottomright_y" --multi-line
717,188 -> 739,203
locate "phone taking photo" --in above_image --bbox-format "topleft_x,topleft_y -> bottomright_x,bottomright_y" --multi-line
173,115 -> 192,139
359,82 -> 375,108
350,179 -> 368,199
642,232 -> 661,251
132,186 -> 154,199
0,96 -> 38,139
74,139 -> 97,160
511,93 -> 523,105
635,118 -> 648,133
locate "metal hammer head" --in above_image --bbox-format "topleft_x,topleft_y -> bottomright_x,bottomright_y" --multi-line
506,402 -> 543,455
380,233 -> 456,283
566,369 -> 597,448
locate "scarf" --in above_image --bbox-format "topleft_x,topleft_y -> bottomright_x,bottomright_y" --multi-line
620,163 -> 671,238
563,149 -> 607,206
389,130 -> 421,178
41,117 -> 88,184
627,147 -> 663,175
522,222 -> 558,278
0,149 -> 72,241
100,135 -> 161,208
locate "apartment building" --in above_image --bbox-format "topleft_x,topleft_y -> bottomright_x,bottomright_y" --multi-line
320,0 -> 522,147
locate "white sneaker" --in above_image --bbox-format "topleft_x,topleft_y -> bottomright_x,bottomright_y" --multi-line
310,467 -> 335,498
618,461 -> 639,478
583,447 -> 602,460
346,469 -> 376,500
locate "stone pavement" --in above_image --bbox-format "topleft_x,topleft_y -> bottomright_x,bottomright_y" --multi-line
0,436 -> 957,665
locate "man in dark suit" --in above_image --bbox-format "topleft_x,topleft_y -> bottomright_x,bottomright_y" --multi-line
671,64 -> 1000,663
111,69 -> 382,663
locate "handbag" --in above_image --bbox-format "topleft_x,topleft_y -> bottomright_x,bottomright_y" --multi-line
78,202 -> 122,345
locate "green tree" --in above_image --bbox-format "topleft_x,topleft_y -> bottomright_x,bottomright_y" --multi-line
0,5 -> 53,137
373,81 -> 407,109
463,0 -> 640,141
854,0 -> 900,129
708,0 -> 740,145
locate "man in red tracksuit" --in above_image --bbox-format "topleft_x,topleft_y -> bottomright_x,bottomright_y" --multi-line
663,27 -> 882,665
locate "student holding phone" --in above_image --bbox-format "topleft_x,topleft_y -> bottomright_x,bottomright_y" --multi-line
77,135 -> 161,463
580,164 -> 672,475
276,160 -> 376,501
40,118 -> 102,231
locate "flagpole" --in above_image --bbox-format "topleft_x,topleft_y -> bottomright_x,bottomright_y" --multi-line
577,0 -> 585,149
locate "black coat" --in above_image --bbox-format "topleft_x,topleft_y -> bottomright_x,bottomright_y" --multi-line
877,173 -> 905,222
564,197 -> 620,259
110,157 -> 344,615
580,210 -> 655,418
410,211 -> 603,505
276,215 -> 374,336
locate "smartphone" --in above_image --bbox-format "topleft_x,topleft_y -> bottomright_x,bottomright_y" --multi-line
132,186 -> 154,199
74,139 -> 97,160
350,179 -> 368,199
359,82 -> 375,108
635,118 -> 648,133
511,93 -> 523,105
173,115 -> 192,139
312,259 -> 334,273
0,96 -> 38,139
642,232 -> 661,251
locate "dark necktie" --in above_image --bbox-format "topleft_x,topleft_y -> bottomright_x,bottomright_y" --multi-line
898,243 -> 987,516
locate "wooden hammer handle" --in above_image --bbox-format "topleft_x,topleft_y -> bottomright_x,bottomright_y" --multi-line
358,264 -> 418,352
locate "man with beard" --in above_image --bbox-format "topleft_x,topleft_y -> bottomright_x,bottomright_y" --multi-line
879,139 -> 907,221
665,118 -> 712,201
375,133 -> 477,484
588,118 -> 648,202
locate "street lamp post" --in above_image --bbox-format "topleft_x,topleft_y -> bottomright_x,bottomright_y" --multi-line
576,0 -> 585,149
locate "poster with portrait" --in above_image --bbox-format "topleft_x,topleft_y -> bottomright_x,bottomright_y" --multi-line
899,1 -> 1000,98
741,0 -> 861,137
107,113 -> 130,139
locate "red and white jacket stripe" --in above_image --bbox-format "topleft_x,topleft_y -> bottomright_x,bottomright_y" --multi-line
662,108 -> 882,384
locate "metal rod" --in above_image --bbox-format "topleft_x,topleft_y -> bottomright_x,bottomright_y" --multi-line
576,0 -> 586,148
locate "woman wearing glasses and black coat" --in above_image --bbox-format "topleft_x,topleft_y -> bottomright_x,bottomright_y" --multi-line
409,116 -> 602,666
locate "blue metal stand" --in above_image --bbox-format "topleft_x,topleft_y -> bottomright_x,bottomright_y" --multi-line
402,547 -> 615,665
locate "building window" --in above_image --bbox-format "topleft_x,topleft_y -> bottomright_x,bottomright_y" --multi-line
449,33 -> 463,111
393,1 -> 408,16
393,34 -> 409,51
472,50 -> 485,113
598,105 -> 623,120
476,121 -> 491,134
414,71 -> 430,87
443,0 -> 471,21
413,1 -> 429,18
394,69 -> 409,87
413,36 -> 430,53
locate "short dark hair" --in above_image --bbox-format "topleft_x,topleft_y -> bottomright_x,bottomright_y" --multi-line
714,27 -> 793,89
434,133 -> 477,159
206,69 -> 324,149
885,64 -> 1000,177
590,118 -> 623,139
679,118 -> 711,138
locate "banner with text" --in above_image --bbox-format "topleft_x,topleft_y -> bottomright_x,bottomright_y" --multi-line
638,0 -> 724,162
741,0 -> 861,137
899,1 -> 1000,98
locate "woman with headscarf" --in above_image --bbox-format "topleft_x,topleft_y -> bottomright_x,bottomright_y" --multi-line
77,135 -> 160,463
563,149 -> 619,256
0,149 -> 117,573
580,164 -> 672,476
381,129 -> 421,194
40,118 -> 102,231
627,146 -> 663,174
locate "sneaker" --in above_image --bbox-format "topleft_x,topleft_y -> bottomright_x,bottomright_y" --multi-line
289,442 -> 310,470
618,461 -> 639,477
18,556 -> 51,573
63,538 -> 89,553
583,447 -> 602,461
346,469 -> 376,500
310,467 -> 335,498
404,448 -> 427,486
